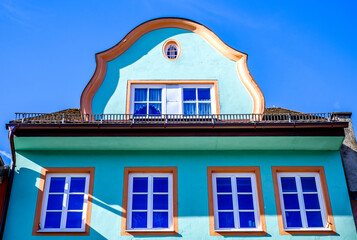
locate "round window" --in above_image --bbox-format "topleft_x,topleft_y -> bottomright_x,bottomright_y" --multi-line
163,40 -> 181,60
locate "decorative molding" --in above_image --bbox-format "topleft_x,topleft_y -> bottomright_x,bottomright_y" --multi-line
80,18 -> 265,115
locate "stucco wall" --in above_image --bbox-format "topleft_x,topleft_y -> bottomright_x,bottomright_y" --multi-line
3,149 -> 356,239
91,28 -> 254,115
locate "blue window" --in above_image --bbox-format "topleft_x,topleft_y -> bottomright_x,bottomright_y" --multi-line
134,88 -> 162,115
212,173 -> 261,230
183,88 -> 211,115
278,173 -> 327,230
127,174 -> 173,231
39,173 -> 89,232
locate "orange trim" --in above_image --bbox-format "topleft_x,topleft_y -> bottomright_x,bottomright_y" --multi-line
121,167 -> 178,236
271,166 -> 336,235
207,167 -> 267,236
32,167 -> 95,236
125,80 -> 220,114
80,18 -> 264,115
162,39 -> 181,61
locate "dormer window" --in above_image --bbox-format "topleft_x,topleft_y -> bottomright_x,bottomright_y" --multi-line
163,40 -> 181,61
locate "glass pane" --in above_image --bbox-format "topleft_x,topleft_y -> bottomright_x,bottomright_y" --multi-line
303,194 -> 320,209
132,194 -> 148,210
183,103 -> 196,115
133,177 -> 148,192
153,178 -> 168,193
239,212 -> 256,228
134,88 -> 147,101
183,88 -> 196,101
197,88 -> 211,101
281,177 -> 297,192
68,194 -> 84,210
218,212 -> 234,228
149,89 -> 162,101
236,178 -> 252,193
283,194 -> 300,209
301,177 -> 317,192
47,194 -> 63,210
216,178 -> 232,193
149,103 -> 161,115
306,211 -> 324,227
217,194 -> 233,210
66,212 -> 83,228
198,103 -> 211,115
49,177 -> 65,193
238,194 -> 254,210
153,194 -> 168,210
134,103 -> 147,115
132,212 -> 147,228
153,212 -> 168,228
44,212 -> 62,228
70,177 -> 86,193
285,211 -> 302,228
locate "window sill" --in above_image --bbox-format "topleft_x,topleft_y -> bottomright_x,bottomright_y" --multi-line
33,230 -> 89,236
280,229 -> 336,235
123,230 -> 178,236
211,230 -> 267,236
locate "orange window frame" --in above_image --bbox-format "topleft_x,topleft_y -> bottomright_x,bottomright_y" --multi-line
32,167 -> 95,236
271,166 -> 336,235
121,167 -> 178,236
207,166 -> 267,236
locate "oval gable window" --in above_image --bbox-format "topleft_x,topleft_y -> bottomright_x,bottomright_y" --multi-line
163,40 -> 181,61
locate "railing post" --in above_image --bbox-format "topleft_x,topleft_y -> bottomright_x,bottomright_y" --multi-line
62,113 -> 65,124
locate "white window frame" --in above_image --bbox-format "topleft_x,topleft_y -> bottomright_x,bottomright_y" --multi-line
130,84 -> 216,115
212,173 -> 261,231
127,173 -> 173,232
130,85 -> 166,115
277,172 -> 329,231
38,173 -> 90,232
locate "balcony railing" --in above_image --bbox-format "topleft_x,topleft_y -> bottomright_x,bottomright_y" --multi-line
10,113 -> 341,126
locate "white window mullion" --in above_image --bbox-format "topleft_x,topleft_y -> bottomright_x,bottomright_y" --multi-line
148,176 -> 153,229
60,176 -> 70,230
296,176 -> 308,228
231,176 -> 240,229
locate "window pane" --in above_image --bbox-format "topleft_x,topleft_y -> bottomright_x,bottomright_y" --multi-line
134,103 -> 147,115
183,103 -> 196,115
70,177 -> 86,193
238,194 -> 254,210
283,194 -> 300,209
153,194 -> 168,210
45,212 -> 62,228
47,194 -> 63,210
68,194 -> 84,210
153,178 -> 168,193
239,212 -> 256,228
236,178 -> 252,193
285,211 -> 302,228
281,177 -> 297,192
133,177 -> 148,192
153,212 -> 168,228
66,212 -> 83,228
132,212 -> 147,228
216,178 -> 232,193
306,211 -> 324,227
198,103 -> 211,115
149,103 -> 161,115
303,194 -> 320,209
197,88 -> 210,101
301,177 -> 317,192
49,177 -> 65,193
132,194 -> 148,210
149,89 -> 162,101
134,88 -> 147,101
218,212 -> 234,228
183,88 -> 196,101
217,194 -> 233,210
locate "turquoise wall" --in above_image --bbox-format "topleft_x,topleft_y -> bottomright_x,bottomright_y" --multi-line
91,28 -> 254,114
4,149 -> 356,239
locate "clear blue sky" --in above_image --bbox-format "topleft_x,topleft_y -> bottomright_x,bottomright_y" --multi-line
1,1 -> 356,165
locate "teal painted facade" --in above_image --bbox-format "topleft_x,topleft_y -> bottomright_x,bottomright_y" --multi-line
92,28 -> 254,114
4,148 -> 357,239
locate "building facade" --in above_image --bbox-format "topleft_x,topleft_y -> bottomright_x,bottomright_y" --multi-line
3,18 -> 357,239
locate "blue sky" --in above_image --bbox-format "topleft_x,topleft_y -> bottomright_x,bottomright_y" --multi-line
1,1 -> 356,165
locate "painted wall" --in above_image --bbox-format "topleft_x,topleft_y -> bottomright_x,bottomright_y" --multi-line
91,28 -> 254,114
4,149 -> 356,239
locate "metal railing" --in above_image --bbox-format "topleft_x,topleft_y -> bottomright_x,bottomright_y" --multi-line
10,112 -> 339,125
